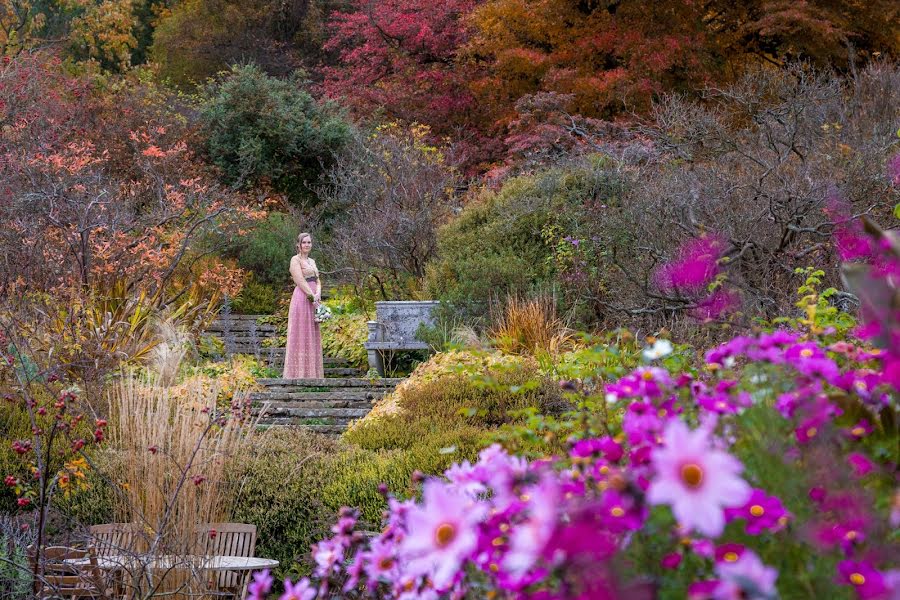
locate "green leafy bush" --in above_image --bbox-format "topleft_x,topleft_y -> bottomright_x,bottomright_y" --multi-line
232,212 -> 300,288
200,64 -> 350,205
345,350 -> 564,452
231,278 -> 280,315
320,312 -> 369,369
425,164 -> 614,323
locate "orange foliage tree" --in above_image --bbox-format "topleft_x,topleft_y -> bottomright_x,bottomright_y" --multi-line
0,53 -> 262,376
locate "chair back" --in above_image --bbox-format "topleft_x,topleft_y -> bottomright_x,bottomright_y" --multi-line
34,545 -> 107,599
195,523 -> 257,595
90,522 -> 145,556
195,523 -> 257,558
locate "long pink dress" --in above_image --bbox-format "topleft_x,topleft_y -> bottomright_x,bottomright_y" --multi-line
283,259 -> 324,379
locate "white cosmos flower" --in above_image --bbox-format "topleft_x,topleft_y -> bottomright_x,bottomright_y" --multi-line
643,339 -> 674,360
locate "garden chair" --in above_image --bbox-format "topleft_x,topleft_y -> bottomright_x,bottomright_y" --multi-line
31,545 -> 110,599
194,523 -> 257,600
88,522 -> 145,556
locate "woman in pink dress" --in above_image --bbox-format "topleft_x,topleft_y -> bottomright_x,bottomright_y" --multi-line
283,232 -> 324,379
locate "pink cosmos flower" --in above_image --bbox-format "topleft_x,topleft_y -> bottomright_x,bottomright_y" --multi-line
648,419 -> 752,537
714,550 -> 778,599
444,460 -> 487,497
247,570 -> 273,600
362,537 -> 400,587
400,479 -> 486,590
279,577 -> 316,600
837,560 -> 890,599
724,488 -> 789,535
312,538 -> 344,578
847,452 -> 875,477
502,475 -> 559,582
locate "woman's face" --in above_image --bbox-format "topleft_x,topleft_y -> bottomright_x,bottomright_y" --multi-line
299,236 -> 313,254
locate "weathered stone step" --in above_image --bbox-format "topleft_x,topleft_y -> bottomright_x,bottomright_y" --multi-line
254,399 -> 374,409
258,378 -> 402,388
249,390 -> 382,402
207,324 -> 279,333
256,422 -> 347,434
254,407 -> 370,419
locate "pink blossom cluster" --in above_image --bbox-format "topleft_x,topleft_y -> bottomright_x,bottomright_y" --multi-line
653,235 -> 740,320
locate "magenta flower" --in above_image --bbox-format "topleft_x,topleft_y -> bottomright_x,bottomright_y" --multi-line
362,537 -> 399,587
715,543 -> 747,565
661,553 -> 682,569
279,577 -> 316,600
837,560 -> 890,599
444,460 -> 487,497
724,488 -> 789,535
648,419 -> 752,537
847,452 -> 875,478
312,537 -> 344,578
713,550 -> 778,599
400,479 -> 486,590
247,570 -> 273,600
502,475 -> 559,582
655,235 -> 724,293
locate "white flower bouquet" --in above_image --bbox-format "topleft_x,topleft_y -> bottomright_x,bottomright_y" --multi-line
314,303 -> 333,323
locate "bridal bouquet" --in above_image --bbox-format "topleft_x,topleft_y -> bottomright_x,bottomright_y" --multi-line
314,303 -> 332,323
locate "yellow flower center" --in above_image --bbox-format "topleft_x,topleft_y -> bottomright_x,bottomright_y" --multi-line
610,506 -> 625,517
491,537 -> 504,547
800,348 -> 814,358
844,530 -> 857,540
723,551 -> 739,562
849,573 -> 866,586
599,465 -> 609,475
749,505 -> 765,517
851,426 -> 866,436
434,523 -> 456,548
489,563 -> 500,573
680,463 -> 704,488
642,371 -> 654,381
378,557 -> 394,570
806,427 -> 817,438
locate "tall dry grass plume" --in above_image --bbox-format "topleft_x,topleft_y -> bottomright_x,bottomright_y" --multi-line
108,371 -> 257,597
489,295 -> 576,357
148,317 -> 191,387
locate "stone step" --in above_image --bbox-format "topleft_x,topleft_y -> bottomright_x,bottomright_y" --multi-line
255,422 -> 348,434
254,398 -> 375,409
207,324 -> 279,333
254,406 -> 370,419
258,378 -> 402,388
250,390 -> 381,402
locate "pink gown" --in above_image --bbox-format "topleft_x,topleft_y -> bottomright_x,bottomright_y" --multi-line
282,259 -> 324,379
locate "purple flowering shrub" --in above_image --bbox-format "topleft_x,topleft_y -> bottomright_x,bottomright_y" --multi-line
250,222 -> 898,599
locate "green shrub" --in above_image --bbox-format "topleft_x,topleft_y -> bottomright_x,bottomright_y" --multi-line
232,213 -> 300,288
200,65 -> 350,205
320,312 -> 368,369
345,351 -> 563,452
228,429 -> 340,579
425,167 -> 604,316
231,279 -> 280,315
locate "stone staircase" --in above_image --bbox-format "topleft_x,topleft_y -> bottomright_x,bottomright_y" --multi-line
249,377 -> 402,433
207,314 -> 400,433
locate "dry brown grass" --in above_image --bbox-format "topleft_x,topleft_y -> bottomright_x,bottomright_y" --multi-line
107,372 -> 257,597
488,294 -> 577,358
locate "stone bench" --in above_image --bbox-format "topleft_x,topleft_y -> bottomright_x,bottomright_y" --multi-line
364,301 -> 439,376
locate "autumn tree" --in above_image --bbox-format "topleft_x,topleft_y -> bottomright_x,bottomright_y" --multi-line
321,0 -> 501,170
0,52 -> 258,309
150,0 -> 330,86
320,123 -> 461,298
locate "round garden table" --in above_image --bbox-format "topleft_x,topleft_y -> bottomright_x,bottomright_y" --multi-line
66,554 -> 279,571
